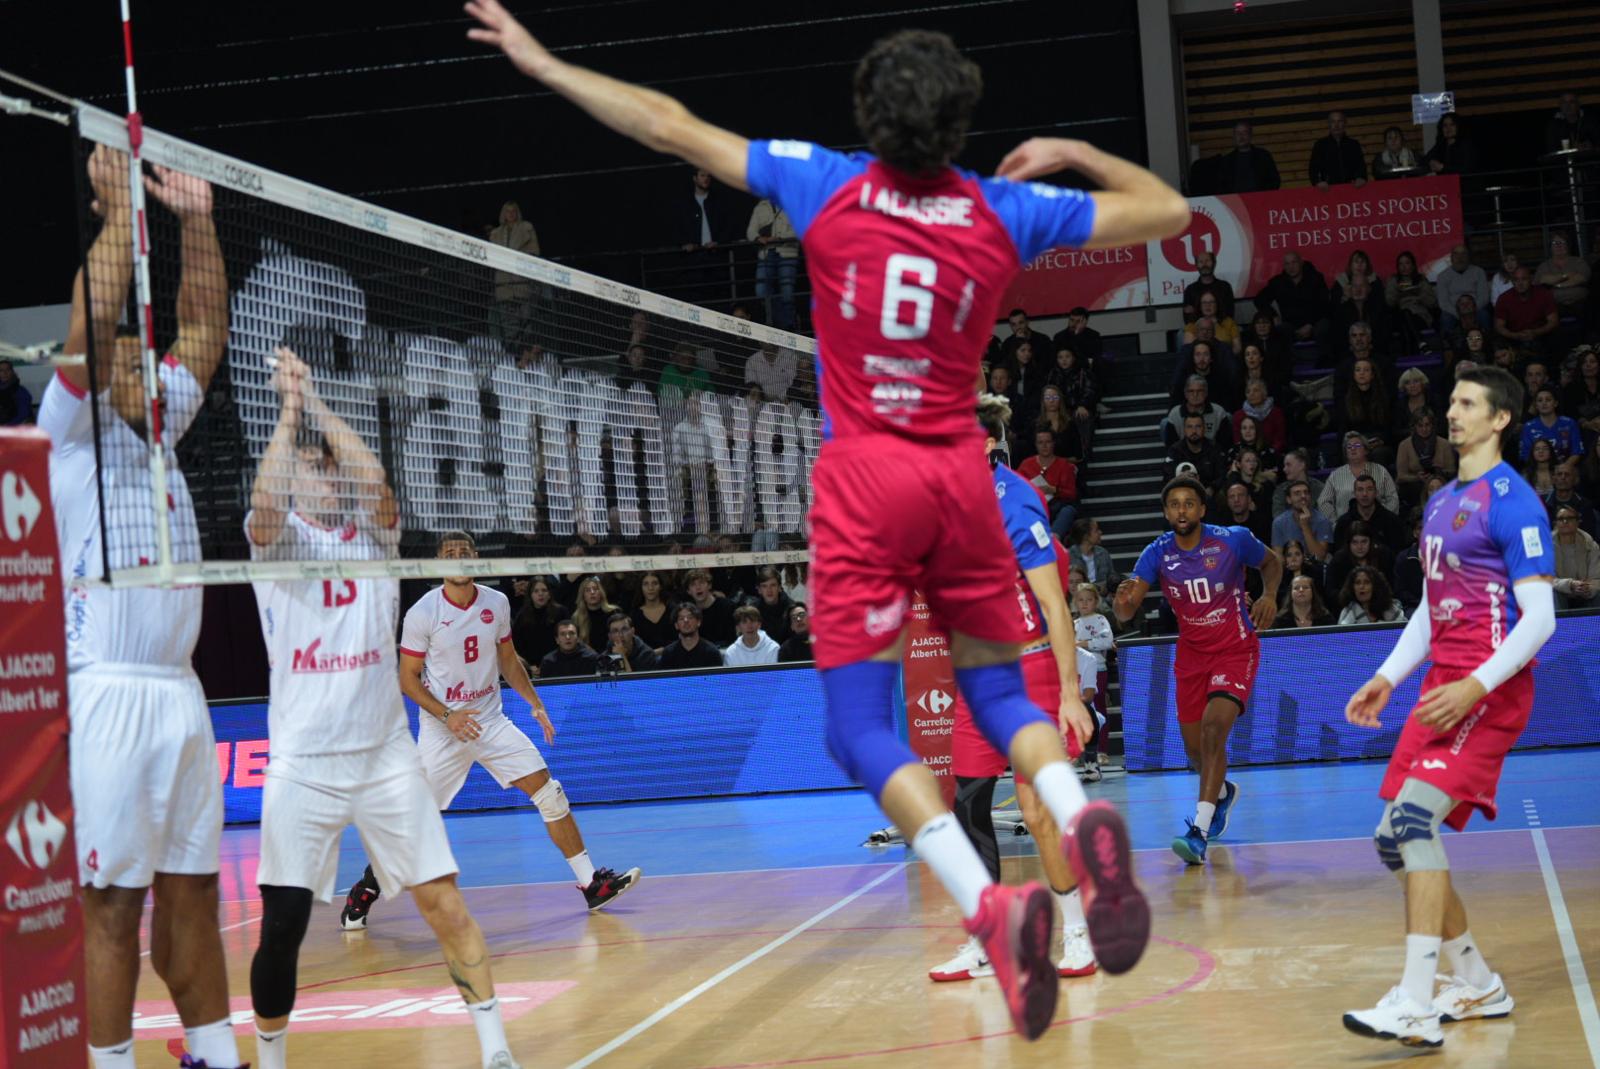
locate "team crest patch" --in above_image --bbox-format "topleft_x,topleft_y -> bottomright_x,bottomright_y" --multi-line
1494,477 -> 1511,496
1204,556 -> 1218,569
1453,511 -> 1470,530
480,608 -> 494,625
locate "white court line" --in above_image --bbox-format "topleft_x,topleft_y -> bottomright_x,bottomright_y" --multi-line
561,862 -> 908,1069
1525,801 -> 1600,1068
139,914 -> 261,958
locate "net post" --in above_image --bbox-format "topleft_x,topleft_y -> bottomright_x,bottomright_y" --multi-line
120,0 -> 175,588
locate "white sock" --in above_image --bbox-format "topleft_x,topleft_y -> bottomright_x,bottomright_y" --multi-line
1029,761 -> 1089,829
912,813 -> 992,918
185,1017 -> 241,1068
466,997 -> 510,1066
88,1042 -> 136,1069
567,850 -> 596,886
1194,801 -> 1216,837
255,1025 -> 288,1069
1401,934 -> 1443,1007
1056,887 -> 1085,929
1442,930 -> 1494,988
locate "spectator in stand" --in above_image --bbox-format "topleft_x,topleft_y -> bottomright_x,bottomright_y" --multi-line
617,343 -> 653,393
1028,385 -> 1084,461
745,342 -> 797,402
1338,565 -> 1406,625
1273,449 -> 1325,515
602,612 -> 659,673
1217,477 -> 1271,545
660,342 -> 712,401
1186,316 -> 1236,373
1332,249 -> 1382,305
679,167 -> 736,251
1017,428 -> 1080,535
1546,462 -> 1599,538
1230,410 -> 1282,472
1067,517 -> 1117,599
682,568 -> 735,646
657,602 -> 723,670
1320,432 -> 1400,521
1171,340 -> 1238,411
1259,251 -> 1332,352
999,308 -> 1053,370
1183,250 -> 1237,324
540,619 -> 602,678
1424,113 -> 1475,175
670,394 -> 714,534
1238,342 -> 1282,405
776,603 -> 813,663
1052,306 -> 1107,387
1275,574 -> 1335,629
1272,479 -> 1332,560
1395,408 -> 1457,506
1439,295 -> 1487,359
1553,506 -> 1600,607
1393,368 -> 1439,439
987,364 -> 1022,423
1372,126 -> 1421,180
1164,412 -> 1226,488
0,360 -> 33,425
1490,251 -> 1520,306
489,200 -> 539,349
747,197 -> 798,330
1535,233 -> 1591,322
1385,250 -> 1438,354
722,604 -> 780,667
1309,110 -> 1368,188
1162,375 -> 1231,447
570,575 -> 620,651
1217,119 -> 1282,192
513,577 -> 567,672
1333,472 -> 1406,555
1326,525 -> 1394,599
1046,344 -> 1097,444
1523,361 -> 1552,420
1434,244 -> 1493,332
1245,310 -> 1294,376
1333,276 -> 1391,357
1392,507 -> 1427,615
752,566 -> 795,642
1495,266 -> 1559,358
1183,298 -> 1238,347
1563,348 -> 1600,436
1545,90 -> 1599,153
1278,539 -> 1328,600
630,572 -> 676,651
1522,386 -> 1587,464
1336,357 -> 1394,464
1009,338 -> 1048,406
1071,583 -> 1114,750
1230,446 -> 1276,511
1524,438 -> 1562,496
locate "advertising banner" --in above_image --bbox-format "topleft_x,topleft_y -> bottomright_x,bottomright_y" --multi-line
900,595 -> 960,806
1001,244 -> 1150,316
0,429 -> 85,1068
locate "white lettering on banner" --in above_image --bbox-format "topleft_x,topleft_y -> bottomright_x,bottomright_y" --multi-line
0,551 -> 53,576
19,982 -> 75,1018
1026,246 -> 1137,271
0,580 -> 47,604
4,876 -> 74,911
228,243 -> 820,542
0,653 -> 55,679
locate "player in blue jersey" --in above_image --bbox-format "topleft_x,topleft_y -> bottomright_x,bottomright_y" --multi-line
1113,477 -> 1281,865
465,0 -> 1187,1038
1340,367 -> 1556,1049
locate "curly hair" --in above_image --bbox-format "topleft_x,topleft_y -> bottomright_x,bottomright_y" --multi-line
1339,563 -> 1395,614
853,30 -> 982,176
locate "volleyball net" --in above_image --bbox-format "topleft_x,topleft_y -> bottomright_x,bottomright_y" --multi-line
70,103 -> 816,586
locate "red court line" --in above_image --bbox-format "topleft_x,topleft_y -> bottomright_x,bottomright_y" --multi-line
686,934 -> 1217,1069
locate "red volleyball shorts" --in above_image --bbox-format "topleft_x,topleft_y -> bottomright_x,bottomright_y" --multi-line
1173,640 -> 1259,724
809,434 -> 1027,671
1379,663 -> 1535,829
951,649 -> 1084,781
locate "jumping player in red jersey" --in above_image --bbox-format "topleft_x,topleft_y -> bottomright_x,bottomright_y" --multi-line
1113,478 -> 1282,865
1340,367 -> 1556,1049
465,0 -> 1188,1039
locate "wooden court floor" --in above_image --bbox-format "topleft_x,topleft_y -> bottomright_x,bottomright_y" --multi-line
125,754 -> 1600,1068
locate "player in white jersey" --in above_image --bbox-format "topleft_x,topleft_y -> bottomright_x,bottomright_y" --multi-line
244,347 -> 521,1069
40,146 -> 243,1069
338,530 -> 641,929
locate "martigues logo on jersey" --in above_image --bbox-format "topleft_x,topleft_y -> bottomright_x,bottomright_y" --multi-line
444,682 -> 496,703
290,638 -> 383,674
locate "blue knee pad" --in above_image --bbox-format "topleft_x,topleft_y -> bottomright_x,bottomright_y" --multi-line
1374,833 -> 1404,872
955,661 -> 1049,757
822,660 -> 918,800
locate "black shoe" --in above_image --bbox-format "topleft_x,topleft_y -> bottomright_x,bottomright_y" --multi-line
582,866 -> 642,912
340,874 -> 381,930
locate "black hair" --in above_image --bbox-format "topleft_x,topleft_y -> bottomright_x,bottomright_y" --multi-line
437,529 -> 475,552
1457,365 -> 1525,455
674,601 -> 704,621
1008,307 -> 1027,319
1161,476 -> 1208,505
853,30 -> 981,176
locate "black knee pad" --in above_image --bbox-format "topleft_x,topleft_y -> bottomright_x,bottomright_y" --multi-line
953,776 -> 1000,884
251,885 -> 313,1019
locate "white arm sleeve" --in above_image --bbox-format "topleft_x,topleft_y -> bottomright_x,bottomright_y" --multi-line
1470,579 -> 1557,693
1374,581 -> 1433,687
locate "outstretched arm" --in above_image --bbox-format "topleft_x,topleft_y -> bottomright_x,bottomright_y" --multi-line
63,146 -> 136,395
1112,576 -> 1150,624
466,0 -> 750,190
291,348 -> 398,530
150,167 -> 227,391
246,347 -> 304,547
995,138 -> 1189,248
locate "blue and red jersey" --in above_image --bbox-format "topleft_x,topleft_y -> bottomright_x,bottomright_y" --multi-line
745,139 -> 1095,442
1132,524 -> 1267,654
993,464 -> 1071,643
1420,462 -> 1554,669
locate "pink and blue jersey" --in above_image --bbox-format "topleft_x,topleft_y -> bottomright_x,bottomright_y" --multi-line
744,140 -> 1096,442
993,464 -> 1067,644
1420,461 -> 1554,670
1132,524 -> 1267,655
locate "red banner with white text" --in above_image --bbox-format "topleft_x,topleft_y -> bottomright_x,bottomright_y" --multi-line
1003,175 -> 1464,318
0,429 -> 86,1068
901,595 -> 959,807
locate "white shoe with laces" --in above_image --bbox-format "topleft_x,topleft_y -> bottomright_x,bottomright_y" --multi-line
1434,972 -> 1513,1021
928,935 -> 993,982
1342,986 -> 1444,1048
1057,924 -> 1097,977
486,1052 -> 523,1069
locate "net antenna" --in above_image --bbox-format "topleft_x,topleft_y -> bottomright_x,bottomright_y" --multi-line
119,0 -> 177,587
